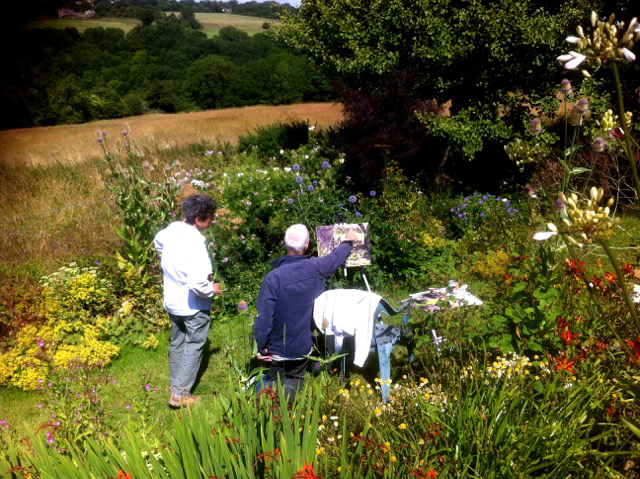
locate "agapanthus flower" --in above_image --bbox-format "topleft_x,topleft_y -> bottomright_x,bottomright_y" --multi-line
529,118 -> 542,135
593,137 -> 605,152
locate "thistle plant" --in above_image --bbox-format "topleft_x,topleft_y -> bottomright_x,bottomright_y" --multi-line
557,11 -> 640,199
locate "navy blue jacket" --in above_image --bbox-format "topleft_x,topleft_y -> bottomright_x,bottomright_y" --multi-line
253,242 -> 353,359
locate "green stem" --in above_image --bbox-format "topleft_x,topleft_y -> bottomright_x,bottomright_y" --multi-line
611,62 -> 640,201
599,239 -> 640,334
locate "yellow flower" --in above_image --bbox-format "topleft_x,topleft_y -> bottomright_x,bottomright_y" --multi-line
375,408 -> 382,416
391,456 -> 397,462
399,423 -> 407,430
419,439 -> 425,445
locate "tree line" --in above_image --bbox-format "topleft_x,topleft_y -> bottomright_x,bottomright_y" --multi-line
1,14 -> 332,129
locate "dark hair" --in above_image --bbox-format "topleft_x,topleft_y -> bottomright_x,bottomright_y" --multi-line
181,194 -> 217,224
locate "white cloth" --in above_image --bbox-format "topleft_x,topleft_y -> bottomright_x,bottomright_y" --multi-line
154,221 -> 214,316
313,289 -> 381,367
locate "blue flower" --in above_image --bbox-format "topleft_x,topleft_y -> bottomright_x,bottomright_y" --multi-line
355,212 -> 361,217
308,185 -> 314,191
293,164 -> 300,171
450,208 -> 455,212
313,180 -> 318,186
288,198 -> 294,204
370,190 -> 376,197
478,200 -> 483,204
338,203 -> 343,208
480,212 -> 485,217
295,176 -> 303,184
349,195 -> 357,204
482,195 -> 487,200
322,161 -> 330,169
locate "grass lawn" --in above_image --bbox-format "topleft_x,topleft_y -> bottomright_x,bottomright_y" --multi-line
0,312 -> 256,438
24,17 -> 141,34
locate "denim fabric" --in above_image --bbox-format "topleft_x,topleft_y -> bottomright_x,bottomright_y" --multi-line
262,358 -> 309,404
168,310 -> 210,397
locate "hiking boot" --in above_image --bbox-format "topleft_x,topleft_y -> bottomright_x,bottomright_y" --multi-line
168,394 -> 200,408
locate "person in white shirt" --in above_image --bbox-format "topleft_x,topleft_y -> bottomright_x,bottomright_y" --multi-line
154,194 -> 222,408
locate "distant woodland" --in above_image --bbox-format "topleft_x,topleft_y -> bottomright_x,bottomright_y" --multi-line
1,1 -> 328,130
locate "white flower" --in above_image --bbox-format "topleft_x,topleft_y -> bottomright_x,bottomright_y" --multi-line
557,51 -> 587,70
533,232 -> 558,241
279,149 -> 284,154
622,47 -> 636,62
566,36 -> 581,44
308,126 -> 316,131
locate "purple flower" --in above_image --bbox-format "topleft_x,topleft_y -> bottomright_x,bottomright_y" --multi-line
308,185 -> 314,191
478,200 -> 483,205
480,212 -> 485,217
236,300 -> 248,312
288,199 -> 294,204
125,404 -> 131,410
555,198 -> 566,210
293,164 -> 300,171
450,208 -> 455,212
240,234 -> 245,240
529,118 -> 542,135
593,137 -> 605,152
313,180 -> 318,186
573,97 -> 589,115
97,137 -> 104,143
322,161 -> 330,169
101,130 -> 107,137
370,191 -> 376,197
295,176 -> 303,184
246,201 -> 252,206
355,212 -> 361,217
338,203 -> 343,208
121,130 -> 129,136
145,384 -> 151,390
348,195 -> 357,204
559,79 -> 572,95
223,257 -> 229,262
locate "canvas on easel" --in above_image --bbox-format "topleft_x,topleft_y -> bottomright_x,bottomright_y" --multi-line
316,223 -> 371,267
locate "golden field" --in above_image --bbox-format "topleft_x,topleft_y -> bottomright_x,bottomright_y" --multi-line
0,103 -> 343,267
0,103 -> 342,167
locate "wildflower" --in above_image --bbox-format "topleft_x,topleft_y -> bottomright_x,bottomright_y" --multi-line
308,185 -> 314,192
348,195 -> 357,204
296,176 -> 303,184
558,12 -> 640,77
604,272 -> 617,283
559,79 -> 572,95
625,338 -> 640,359
125,404 -> 131,410
399,423 -> 407,430
529,118 -> 542,135
593,137 -> 605,152
370,190 -> 376,196
97,137 -> 104,143
145,383 -> 151,390
391,456 -> 397,462
355,212 -> 361,217
288,199 -> 294,204
374,408 -> 382,416
293,164 -> 300,171
121,130 -> 129,136
322,161 -> 330,168
117,471 -> 132,479
236,300 -> 248,312
554,358 -> 575,372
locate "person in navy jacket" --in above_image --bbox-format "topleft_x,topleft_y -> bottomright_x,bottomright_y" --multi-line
253,224 -> 356,402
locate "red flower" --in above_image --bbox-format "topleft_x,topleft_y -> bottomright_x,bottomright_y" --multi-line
591,275 -> 602,288
604,272 -> 617,283
291,463 -> 322,479
625,338 -> 640,359
606,403 -> 620,418
410,468 -> 438,478
623,263 -> 635,276
554,357 -> 575,372
559,326 -> 579,345
564,258 -> 585,278
503,273 -> 512,285
117,471 -> 131,479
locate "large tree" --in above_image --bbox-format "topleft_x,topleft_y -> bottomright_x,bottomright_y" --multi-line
275,0 -> 604,166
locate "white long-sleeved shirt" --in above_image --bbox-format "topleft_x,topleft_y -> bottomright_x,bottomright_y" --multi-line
313,289 -> 381,367
154,221 -> 214,316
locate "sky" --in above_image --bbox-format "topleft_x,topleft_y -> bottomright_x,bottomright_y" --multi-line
237,0 -> 301,6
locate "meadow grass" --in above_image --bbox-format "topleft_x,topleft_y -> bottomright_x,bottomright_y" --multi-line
24,13 -> 279,37
24,17 -> 141,34
0,103 -> 342,267
192,12 -> 279,37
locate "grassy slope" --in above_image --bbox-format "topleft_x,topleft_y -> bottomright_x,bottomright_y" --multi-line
23,13 -> 279,37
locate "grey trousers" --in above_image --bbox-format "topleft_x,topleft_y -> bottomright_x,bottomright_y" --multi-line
168,310 -> 210,397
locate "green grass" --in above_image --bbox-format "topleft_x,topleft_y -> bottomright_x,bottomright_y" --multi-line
191,12 -> 279,37
0,313 -> 256,438
22,13 -> 277,37
24,17 -> 141,34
